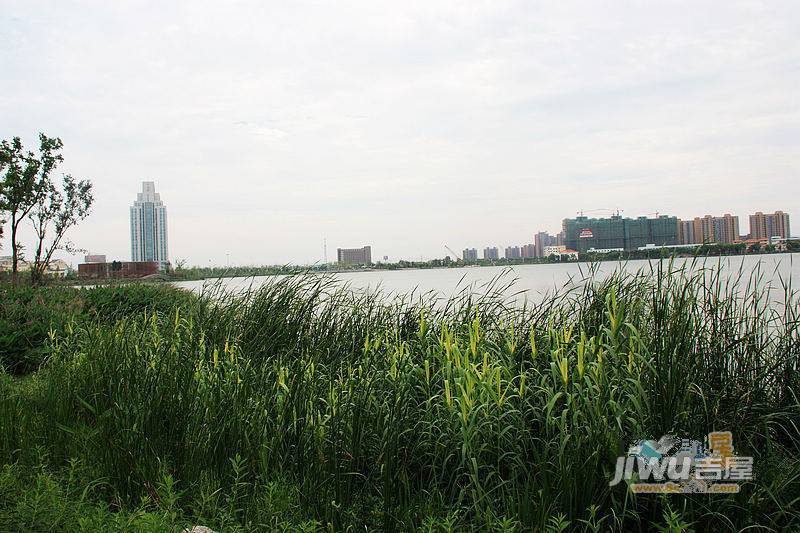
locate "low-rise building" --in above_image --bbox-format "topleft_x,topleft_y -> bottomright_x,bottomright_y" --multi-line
78,260 -> 160,279
587,247 -> 625,254
45,259 -> 70,277
1,257 -> 70,277
0,256 -> 31,272
542,245 -> 566,257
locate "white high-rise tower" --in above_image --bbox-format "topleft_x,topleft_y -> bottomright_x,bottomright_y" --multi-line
130,181 -> 169,266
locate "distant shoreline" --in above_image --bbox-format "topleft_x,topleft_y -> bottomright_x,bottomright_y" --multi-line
166,249 -> 800,284
50,247 -> 799,286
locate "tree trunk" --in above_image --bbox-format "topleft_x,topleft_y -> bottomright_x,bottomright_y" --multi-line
30,266 -> 43,287
31,226 -> 46,287
11,219 -> 17,271
10,213 -> 18,284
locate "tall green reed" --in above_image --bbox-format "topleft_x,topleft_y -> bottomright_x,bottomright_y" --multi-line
2,261 -> 798,530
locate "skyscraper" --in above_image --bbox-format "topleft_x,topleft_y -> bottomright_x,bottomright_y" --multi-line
130,181 -> 169,266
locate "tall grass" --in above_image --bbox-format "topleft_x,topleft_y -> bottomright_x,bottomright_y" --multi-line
0,282 -> 196,374
1,260 -> 799,531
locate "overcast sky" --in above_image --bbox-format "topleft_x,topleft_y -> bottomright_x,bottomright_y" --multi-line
2,1 -> 798,266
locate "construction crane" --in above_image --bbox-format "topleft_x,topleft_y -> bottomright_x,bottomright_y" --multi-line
577,208 -> 624,217
444,244 -> 460,261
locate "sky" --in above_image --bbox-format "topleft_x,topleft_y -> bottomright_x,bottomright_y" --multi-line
1,0 -> 798,266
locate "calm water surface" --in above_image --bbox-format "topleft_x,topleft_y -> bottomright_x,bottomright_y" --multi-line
174,253 -> 800,304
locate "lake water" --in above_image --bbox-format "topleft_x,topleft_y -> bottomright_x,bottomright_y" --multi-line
174,253 -> 800,304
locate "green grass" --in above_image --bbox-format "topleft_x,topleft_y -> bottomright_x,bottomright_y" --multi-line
1,260 -> 798,531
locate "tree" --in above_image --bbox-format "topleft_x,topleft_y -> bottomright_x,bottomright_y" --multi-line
28,174 -> 93,286
0,147 -> 8,250
0,134 -> 64,278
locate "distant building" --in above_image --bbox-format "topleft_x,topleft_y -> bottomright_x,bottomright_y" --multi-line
521,244 -> 536,258
462,248 -> 478,261
692,215 -> 714,244
0,256 -> 30,272
713,214 -> 740,244
78,261 -> 160,279
638,243 -> 702,251
337,246 -> 372,265
0,256 -> 68,276
678,220 -> 696,245
504,246 -> 521,259
542,245 -> 566,257
84,254 -> 106,263
483,247 -> 499,260
749,211 -> 791,241
587,247 -> 624,254
45,259 -> 70,278
540,245 -> 579,260
690,214 -> 739,244
562,214 -> 679,252
648,215 -> 681,247
534,231 -> 556,258
130,181 -> 169,267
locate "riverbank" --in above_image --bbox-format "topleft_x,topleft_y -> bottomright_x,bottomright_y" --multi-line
46,246 -> 799,288
165,244 -> 799,282
2,263 -> 799,530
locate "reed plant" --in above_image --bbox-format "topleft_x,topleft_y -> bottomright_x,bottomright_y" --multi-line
1,260 -> 798,531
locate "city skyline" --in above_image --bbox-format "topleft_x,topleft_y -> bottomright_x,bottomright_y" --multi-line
3,171 -> 794,266
2,1 -> 799,266
459,209 -> 792,263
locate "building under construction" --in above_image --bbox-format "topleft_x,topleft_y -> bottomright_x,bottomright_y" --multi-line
563,215 -> 679,253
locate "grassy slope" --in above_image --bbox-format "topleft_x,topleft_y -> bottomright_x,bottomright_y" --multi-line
1,262 -> 798,531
